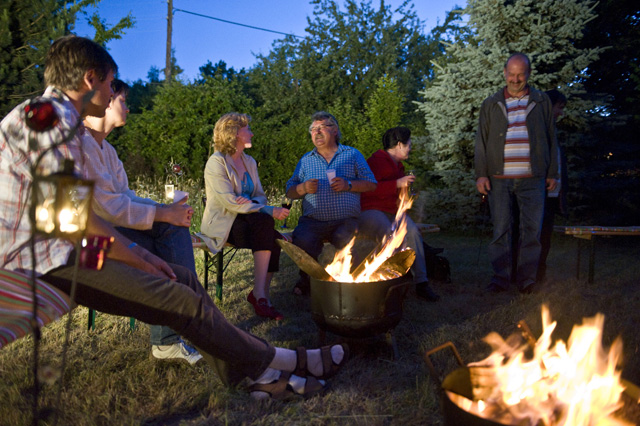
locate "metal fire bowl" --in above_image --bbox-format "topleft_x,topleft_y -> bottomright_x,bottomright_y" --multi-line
310,274 -> 410,338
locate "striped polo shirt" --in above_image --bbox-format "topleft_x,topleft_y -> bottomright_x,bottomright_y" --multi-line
502,87 -> 533,178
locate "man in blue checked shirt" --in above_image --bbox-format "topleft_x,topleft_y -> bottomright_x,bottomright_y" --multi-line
286,111 -> 377,295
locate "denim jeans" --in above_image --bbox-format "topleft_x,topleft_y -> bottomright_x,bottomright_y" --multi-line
116,222 -> 196,345
293,216 -> 359,260
42,259 -> 274,383
488,177 -> 545,289
292,216 -> 358,283
358,209 -> 428,283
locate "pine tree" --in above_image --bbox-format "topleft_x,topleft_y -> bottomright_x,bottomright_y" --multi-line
415,0 -> 605,227
0,0 -> 133,116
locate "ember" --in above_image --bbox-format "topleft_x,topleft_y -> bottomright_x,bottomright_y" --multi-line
450,306 -> 632,426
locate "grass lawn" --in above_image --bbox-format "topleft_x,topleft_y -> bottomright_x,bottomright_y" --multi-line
1,231 -> 639,425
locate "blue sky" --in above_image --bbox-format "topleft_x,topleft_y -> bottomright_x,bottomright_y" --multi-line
74,0 -> 465,83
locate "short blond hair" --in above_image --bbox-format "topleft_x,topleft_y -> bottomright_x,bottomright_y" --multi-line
213,112 -> 251,155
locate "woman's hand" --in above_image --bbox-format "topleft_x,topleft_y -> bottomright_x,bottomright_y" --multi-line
272,207 -> 290,221
396,175 -> 415,188
235,196 -> 252,204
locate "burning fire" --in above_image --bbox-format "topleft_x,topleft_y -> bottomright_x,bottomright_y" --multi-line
325,188 -> 414,282
452,305 -> 631,426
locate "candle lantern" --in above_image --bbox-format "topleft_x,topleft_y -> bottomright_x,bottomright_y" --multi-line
33,159 -> 94,240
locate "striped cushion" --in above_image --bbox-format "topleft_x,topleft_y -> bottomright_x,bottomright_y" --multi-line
0,269 -> 71,348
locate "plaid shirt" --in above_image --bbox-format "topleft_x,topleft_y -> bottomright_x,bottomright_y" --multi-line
0,87 -> 84,275
286,143 -> 376,221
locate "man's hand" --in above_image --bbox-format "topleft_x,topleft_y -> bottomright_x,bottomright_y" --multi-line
476,177 -> 491,195
397,175 -> 415,189
155,197 -> 194,227
330,177 -> 349,192
235,196 -> 252,204
546,178 -> 558,192
130,245 -> 177,279
272,207 -> 289,220
302,179 -> 318,194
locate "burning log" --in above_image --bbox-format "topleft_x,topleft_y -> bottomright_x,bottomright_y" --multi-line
427,306 -> 638,426
276,239 -> 333,281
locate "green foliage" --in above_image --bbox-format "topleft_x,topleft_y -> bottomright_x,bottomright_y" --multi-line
86,10 -> 135,47
415,0 -> 605,228
0,0 -> 132,116
354,75 -> 404,158
116,77 -> 253,182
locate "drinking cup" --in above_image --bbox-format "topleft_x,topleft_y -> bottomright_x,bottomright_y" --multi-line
173,190 -> 188,202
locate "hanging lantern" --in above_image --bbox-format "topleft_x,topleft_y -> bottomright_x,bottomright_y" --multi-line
33,159 -> 94,240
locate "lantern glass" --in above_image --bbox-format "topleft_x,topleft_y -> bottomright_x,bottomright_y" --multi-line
34,171 -> 94,239
164,184 -> 175,201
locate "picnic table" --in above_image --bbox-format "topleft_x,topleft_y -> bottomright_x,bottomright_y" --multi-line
553,225 -> 640,284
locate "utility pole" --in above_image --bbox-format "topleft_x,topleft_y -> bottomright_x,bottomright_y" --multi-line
165,0 -> 173,82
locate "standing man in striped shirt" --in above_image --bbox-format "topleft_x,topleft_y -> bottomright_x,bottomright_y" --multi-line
474,53 -> 558,294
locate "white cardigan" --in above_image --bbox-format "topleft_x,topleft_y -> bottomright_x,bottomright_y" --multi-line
199,151 -> 268,253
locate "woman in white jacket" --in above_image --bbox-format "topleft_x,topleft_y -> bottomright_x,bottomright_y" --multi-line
200,113 -> 289,320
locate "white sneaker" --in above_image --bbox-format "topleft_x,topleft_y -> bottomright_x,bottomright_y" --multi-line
152,340 -> 203,365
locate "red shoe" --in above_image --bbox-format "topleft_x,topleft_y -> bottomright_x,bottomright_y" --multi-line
247,291 -> 284,321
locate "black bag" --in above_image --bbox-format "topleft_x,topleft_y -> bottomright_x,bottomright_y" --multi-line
424,243 -> 451,283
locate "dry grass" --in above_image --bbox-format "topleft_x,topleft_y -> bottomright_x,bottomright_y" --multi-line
1,231 -> 640,425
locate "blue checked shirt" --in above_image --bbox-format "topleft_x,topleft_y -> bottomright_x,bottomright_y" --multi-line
0,87 -> 83,275
286,144 -> 376,221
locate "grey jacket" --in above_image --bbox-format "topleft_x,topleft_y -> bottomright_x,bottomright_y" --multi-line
474,87 -> 558,180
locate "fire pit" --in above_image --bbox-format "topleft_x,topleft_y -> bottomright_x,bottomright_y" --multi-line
310,274 -> 410,357
425,308 -> 640,426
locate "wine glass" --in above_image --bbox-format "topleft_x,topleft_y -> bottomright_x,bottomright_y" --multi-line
280,195 -> 293,228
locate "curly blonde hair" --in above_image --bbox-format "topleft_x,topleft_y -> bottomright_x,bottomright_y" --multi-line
213,112 -> 251,155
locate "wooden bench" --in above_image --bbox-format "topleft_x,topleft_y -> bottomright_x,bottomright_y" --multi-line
191,232 -> 293,301
0,269 -> 71,349
554,225 -> 640,284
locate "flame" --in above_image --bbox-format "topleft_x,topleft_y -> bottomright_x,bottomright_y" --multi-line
451,305 -> 631,426
325,188 -> 414,282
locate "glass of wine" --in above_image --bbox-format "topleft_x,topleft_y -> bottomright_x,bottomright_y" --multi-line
281,195 -> 293,228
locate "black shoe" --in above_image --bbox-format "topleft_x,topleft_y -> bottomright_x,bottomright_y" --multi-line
416,282 -> 440,302
486,282 -> 507,293
293,274 -> 310,296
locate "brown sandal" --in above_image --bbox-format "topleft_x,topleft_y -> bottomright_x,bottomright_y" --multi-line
293,344 -> 349,380
248,371 -> 326,400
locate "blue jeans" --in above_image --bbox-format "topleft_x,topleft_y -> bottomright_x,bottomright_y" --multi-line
358,209 -> 428,283
293,216 -> 359,260
488,177 -> 545,289
42,259 -> 274,384
292,216 -> 358,284
116,222 -> 196,345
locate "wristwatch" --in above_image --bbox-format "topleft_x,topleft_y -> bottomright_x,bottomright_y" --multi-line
347,180 -> 352,191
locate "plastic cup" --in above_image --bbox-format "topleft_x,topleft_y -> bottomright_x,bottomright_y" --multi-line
326,169 -> 336,182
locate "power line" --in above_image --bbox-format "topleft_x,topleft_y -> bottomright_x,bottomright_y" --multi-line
173,8 -> 305,39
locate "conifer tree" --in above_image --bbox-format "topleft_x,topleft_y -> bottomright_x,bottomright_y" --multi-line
415,0 -> 605,227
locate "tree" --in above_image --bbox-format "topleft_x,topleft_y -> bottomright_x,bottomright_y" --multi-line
415,0 -> 605,227
249,0 -> 447,128
116,77 -> 253,182
353,74 -> 404,158
0,0 -> 133,116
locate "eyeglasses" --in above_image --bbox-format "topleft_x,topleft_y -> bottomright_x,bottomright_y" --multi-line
309,124 -> 334,133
